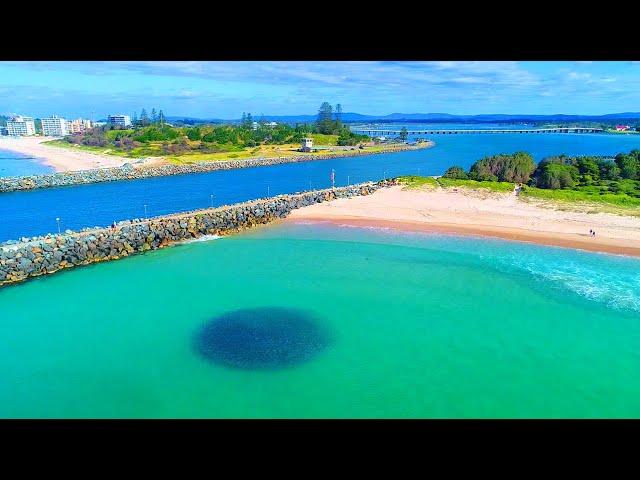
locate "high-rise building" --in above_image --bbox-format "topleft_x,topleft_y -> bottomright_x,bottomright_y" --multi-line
41,115 -> 69,136
107,114 -> 131,127
6,116 -> 36,136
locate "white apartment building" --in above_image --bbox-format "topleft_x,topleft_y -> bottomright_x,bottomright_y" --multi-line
41,115 -> 69,136
108,114 -> 131,127
67,118 -> 93,134
6,116 -> 36,136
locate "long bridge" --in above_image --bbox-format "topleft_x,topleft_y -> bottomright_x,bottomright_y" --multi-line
351,127 -> 604,136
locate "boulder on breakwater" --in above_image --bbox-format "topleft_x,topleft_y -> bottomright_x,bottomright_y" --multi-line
0,181 -> 396,287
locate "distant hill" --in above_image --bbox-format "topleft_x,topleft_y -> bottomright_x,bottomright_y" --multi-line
165,112 -> 640,125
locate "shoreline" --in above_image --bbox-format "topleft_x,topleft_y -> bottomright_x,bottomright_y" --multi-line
286,185 -> 640,258
288,217 -> 640,258
0,136 -> 135,171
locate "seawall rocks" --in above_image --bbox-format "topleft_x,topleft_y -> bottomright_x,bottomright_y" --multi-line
0,181 -> 394,287
0,143 -> 431,193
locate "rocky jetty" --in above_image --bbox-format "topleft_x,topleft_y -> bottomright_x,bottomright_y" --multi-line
0,143 -> 430,193
0,181 -> 395,287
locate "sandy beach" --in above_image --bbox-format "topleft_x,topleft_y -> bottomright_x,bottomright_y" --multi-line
287,184 -> 640,257
0,136 -> 137,172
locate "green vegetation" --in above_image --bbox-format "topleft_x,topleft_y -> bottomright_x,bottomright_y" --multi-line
520,185 -> 640,209
404,149 -> 640,212
437,177 -> 515,192
467,152 -> 536,183
397,176 -> 440,189
54,102 -> 369,159
398,175 -> 513,192
442,166 -> 468,179
314,102 -> 368,145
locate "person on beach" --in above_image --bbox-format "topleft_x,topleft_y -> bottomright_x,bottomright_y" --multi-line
589,229 -> 593,236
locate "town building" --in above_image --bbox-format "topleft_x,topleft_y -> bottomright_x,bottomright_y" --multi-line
67,118 -> 93,134
300,137 -> 313,152
108,114 -> 131,127
41,115 -> 69,136
615,124 -> 631,132
6,116 -> 36,136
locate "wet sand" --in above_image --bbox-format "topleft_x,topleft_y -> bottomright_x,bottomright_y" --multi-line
286,185 -> 640,257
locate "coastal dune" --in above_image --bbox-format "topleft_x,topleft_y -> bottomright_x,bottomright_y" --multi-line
286,184 -> 640,257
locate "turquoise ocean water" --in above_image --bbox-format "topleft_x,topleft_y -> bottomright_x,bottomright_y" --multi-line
1,222 -> 639,418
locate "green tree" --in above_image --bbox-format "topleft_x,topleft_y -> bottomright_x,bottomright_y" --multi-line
575,156 -> 600,181
443,166 -> 468,179
140,109 -> 149,126
598,159 -> 621,180
316,102 -> 334,134
335,104 -> 343,129
158,110 -> 165,126
469,152 -> 536,183
399,127 -> 408,142
615,153 -> 639,179
534,163 -> 579,189
186,127 -> 201,141
151,108 -> 157,124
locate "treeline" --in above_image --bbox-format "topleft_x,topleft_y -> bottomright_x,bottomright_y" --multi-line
315,102 -> 368,145
64,102 -> 370,154
61,120 -> 353,155
132,108 -> 166,127
443,151 -> 640,193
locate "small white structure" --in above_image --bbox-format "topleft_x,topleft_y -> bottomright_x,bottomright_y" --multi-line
300,137 -> 313,152
41,115 -> 69,136
7,116 -> 36,136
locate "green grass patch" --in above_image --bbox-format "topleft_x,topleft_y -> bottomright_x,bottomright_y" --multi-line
521,185 -> 640,210
310,133 -> 339,146
397,175 -> 440,189
436,177 -> 515,192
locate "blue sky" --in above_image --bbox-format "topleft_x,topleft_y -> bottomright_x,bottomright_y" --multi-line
0,61 -> 638,119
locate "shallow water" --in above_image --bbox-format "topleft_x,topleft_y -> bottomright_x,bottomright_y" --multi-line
1,223 -> 639,418
0,148 -> 53,177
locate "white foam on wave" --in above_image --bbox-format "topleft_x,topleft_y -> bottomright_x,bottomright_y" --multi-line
180,234 -> 222,244
496,250 -> 640,313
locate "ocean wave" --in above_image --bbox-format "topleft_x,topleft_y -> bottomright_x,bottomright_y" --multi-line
495,250 -> 640,313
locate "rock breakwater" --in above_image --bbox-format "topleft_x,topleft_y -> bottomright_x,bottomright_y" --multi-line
0,181 -> 394,286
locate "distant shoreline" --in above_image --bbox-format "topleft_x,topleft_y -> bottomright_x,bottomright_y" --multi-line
286,185 -> 640,258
